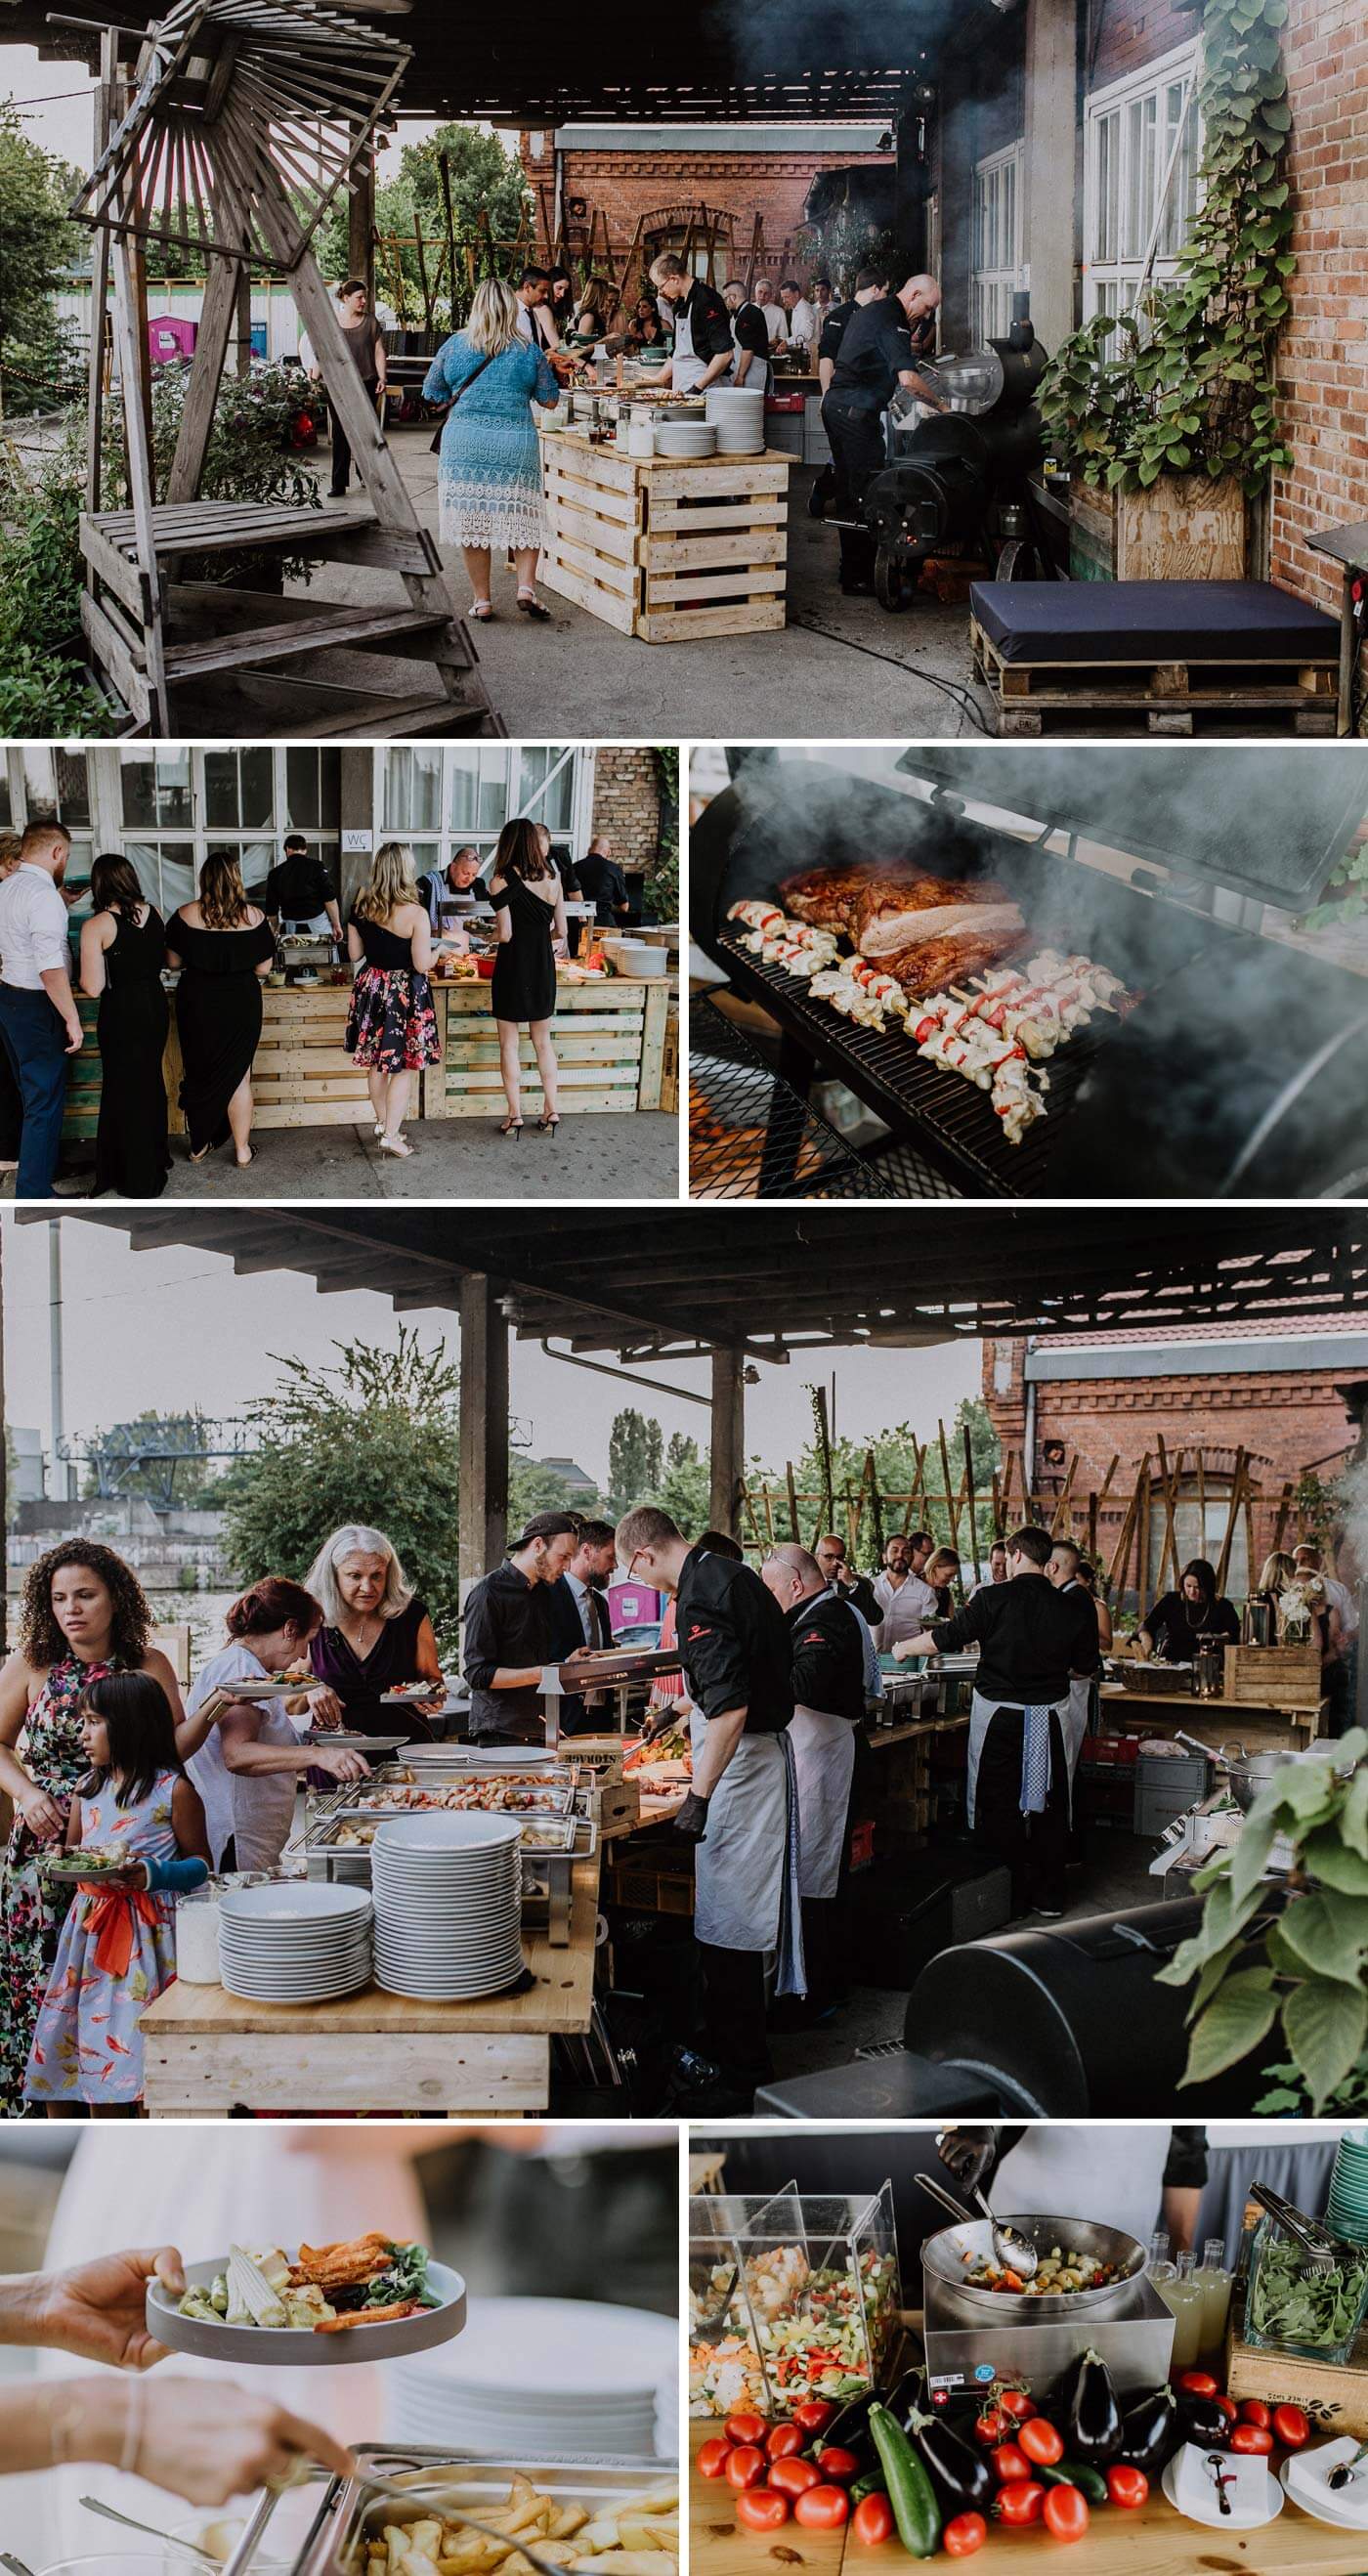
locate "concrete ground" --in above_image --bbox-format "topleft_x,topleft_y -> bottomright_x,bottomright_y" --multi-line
283,434 -> 994,739
44,1110 -> 679,1201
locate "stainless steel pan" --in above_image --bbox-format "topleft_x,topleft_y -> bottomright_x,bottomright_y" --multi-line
920,2213 -> 1148,2325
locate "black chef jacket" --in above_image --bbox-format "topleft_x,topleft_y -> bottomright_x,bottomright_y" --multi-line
577,850 -> 629,923
787,1589 -> 867,1723
829,294 -> 921,412
730,298 -> 771,365
818,299 -> 857,367
264,852 -> 333,919
929,1573 -> 1098,1707
675,279 -> 735,365
462,1561 -> 557,1741
676,1546 -> 794,1731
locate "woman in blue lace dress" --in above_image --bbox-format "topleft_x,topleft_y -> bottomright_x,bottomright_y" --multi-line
423,279 -> 562,624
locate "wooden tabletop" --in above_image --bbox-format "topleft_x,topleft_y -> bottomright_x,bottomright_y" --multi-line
1100,1685 -> 1326,1717
142,1855 -> 600,2039
689,2423 -> 1368,2576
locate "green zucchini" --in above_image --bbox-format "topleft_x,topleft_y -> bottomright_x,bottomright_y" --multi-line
868,2403 -> 943,2558
850,2471 -> 888,2504
1042,2461 -> 1108,2504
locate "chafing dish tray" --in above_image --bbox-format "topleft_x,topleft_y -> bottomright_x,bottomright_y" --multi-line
319,1766 -> 577,1815
228,2446 -> 676,2575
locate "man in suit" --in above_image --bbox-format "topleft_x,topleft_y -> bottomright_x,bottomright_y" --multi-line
547,1518 -> 619,1735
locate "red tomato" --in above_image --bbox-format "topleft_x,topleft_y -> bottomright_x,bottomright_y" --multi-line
943,2513 -> 988,2556
816,2449 -> 861,2482
697,2439 -> 733,2480
852,2494 -> 895,2548
1178,2372 -> 1220,2398
999,2390 -> 1037,2423
726,2414 -> 769,2448
793,2484 -> 851,2531
1231,2425 -> 1274,2457
792,2400 -> 837,2435
1240,2400 -> 1271,2430
1042,2487 -> 1090,2544
725,2447 -> 768,2491
736,2490 -> 791,2534
1018,2419 -> 1065,2468
769,2458 -> 823,2498
974,2406 -> 1010,2445
766,2426 -> 806,2461
1214,2396 -> 1238,2424
997,2481 -> 1046,2526
1106,2468 -> 1149,2512
991,2442 -> 1032,2484
1272,2405 -> 1310,2451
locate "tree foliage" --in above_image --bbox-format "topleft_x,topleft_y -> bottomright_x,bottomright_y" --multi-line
0,100 -> 84,414
607,1408 -> 664,1520
316,123 -> 532,329
219,1330 -> 461,1654
658,1433 -> 710,1535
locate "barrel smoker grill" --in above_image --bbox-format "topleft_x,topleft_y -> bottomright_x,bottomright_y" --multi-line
693,746 -> 1368,1199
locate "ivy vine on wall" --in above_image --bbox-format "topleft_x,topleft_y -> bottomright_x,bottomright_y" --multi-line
1037,0 -> 1297,498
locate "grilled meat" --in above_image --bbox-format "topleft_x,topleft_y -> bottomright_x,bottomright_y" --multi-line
880,926 -> 1024,998
778,862 -> 1024,965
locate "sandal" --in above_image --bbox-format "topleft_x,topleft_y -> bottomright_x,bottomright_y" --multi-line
379,1134 -> 413,1158
536,1111 -> 561,1140
499,1115 -> 524,1141
233,1147 -> 255,1170
516,588 -> 551,621
469,599 -> 494,621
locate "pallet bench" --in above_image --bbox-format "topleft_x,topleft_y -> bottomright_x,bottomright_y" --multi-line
540,427 -> 791,642
968,578 -> 1341,736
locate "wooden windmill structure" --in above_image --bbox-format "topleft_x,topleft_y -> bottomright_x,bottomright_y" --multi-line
72,0 -> 499,738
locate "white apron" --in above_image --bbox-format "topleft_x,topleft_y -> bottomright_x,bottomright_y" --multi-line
671,296 -> 707,393
729,320 -> 772,397
1065,1675 -> 1093,1779
995,2125 -> 1169,2254
967,1687 -> 1072,1827
789,1704 -> 855,1899
688,1707 -> 804,1993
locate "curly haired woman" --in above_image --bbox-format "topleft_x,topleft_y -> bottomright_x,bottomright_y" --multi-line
0,1542 -> 197,2118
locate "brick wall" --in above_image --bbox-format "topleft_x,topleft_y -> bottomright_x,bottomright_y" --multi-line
520,133 -> 887,279
1268,0 -> 1368,626
591,748 -> 662,866
1091,0 -> 1201,90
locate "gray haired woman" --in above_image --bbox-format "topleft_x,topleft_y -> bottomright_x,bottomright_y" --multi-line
300,1524 -> 445,1740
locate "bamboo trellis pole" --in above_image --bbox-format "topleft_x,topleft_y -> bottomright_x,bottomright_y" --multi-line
1214,1448 -> 1249,1597
963,1424 -> 982,1597
1273,1481 -> 1295,1554
1048,1455 -> 1079,1536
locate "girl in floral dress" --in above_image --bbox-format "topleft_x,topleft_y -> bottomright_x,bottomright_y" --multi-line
344,841 -> 442,1159
26,1673 -> 209,2114
0,1542 -> 196,2118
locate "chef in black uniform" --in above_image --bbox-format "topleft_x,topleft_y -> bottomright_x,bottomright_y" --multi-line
616,1504 -> 798,2107
761,1543 -> 876,2013
462,1511 -> 584,1744
821,271 -> 943,592
648,254 -> 737,395
892,1523 -> 1098,1917
721,280 -> 773,393
816,266 -> 889,393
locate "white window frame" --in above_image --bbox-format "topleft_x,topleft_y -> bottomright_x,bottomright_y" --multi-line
1084,39 -> 1202,321
378,744 -> 597,878
971,143 -> 1024,346
86,746 -> 342,914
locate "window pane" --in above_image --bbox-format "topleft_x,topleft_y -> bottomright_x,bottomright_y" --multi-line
0,770 -> 11,827
478,758 -> 506,833
203,751 -> 240,829
121,760 -> 158,831
285,747 -> 321,829
54,750 -> 90,828
384,747 -> 441,834
123,842 -> 163,907
240,748 -> 275,832
1095,111 -> 1118,264
155,753 -> 193,830
448,751 -> 479,832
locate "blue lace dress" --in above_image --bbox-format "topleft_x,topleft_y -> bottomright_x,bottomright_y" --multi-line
423,333 -> 560,550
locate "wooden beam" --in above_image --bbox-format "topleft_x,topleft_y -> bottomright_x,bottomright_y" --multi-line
709,1347 -> 745,1534
458,1270 -> 508,1597
165,246 -> 245,504
85,30 -> 117,515
107,233 -> 170,735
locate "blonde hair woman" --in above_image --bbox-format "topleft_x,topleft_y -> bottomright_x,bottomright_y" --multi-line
299,1521 -> 445,1739
344,840 -> 441,1158
423,276 -> 562,623
165,854 -> 275,1168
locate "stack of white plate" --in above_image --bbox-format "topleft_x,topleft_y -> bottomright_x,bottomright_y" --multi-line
655,420 -> 716,458
217,1881 -> 372,2002
705,385 -> 766,454
384,2296 -> 678,2459
371,1812 -> 524,1999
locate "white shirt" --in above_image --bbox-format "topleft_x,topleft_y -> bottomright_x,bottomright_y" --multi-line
1318,1573 -> 1358,1642
564,1567 -> 609,1650
785,298 -> 818,345
0,863 -> 71,989
185,1639 -> 304,1871
872,1567 -> 940,1649
758,301 -> 787,344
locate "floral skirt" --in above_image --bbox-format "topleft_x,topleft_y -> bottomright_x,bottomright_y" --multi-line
345,965 -> 441,1074
438,412 -> 545,551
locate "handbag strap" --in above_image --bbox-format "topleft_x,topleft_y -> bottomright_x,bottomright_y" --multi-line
444,349 -> 497,408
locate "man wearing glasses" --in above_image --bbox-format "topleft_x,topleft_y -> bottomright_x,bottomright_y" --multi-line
616,1507 -> 797,2110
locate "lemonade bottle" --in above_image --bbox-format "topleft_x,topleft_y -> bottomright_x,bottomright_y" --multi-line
1166,2251 -> 1206,2369
1195,2237 -> 1233,2357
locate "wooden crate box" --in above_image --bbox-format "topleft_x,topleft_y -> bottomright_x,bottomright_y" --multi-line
251,985 -> 372,1130
1224,1643 -> 1325,1710
429,979 -> 670,1119
539,426 -> 791,643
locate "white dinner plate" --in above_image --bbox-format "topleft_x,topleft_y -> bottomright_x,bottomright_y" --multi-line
1162,2455 -> 1283,2530
219,1883 -> 371,1926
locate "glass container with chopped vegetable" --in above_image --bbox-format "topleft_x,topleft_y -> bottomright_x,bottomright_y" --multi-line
688,2186 -> 900,2419
1243,2214 -> 1368,2368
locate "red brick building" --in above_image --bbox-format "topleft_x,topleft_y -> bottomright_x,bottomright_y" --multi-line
983,1318 -> 1368,1600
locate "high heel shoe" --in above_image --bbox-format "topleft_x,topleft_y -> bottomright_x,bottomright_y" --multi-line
499,1115 -> 524,1141
537,1111 -> 561,1139
379,1134 -> 413,1158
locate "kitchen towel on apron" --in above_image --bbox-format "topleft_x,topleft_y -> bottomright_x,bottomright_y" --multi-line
968,1688 -> 1072,1827
995,2125 -> 1168,2254
788,1704 -> 856,1900
689,1708 -> 805,1993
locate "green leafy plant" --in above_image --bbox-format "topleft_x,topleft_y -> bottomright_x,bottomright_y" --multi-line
650,746 -> 679,917
1038,0 -> 1297,499
0,98 -> 85,417
1158,1730 -> 1368,2111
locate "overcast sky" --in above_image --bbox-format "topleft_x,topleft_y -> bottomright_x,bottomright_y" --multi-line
4,42 -> 452,176
1,1217 -> 982,1487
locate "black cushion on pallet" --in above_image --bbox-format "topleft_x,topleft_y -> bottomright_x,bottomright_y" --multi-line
970,579 -> 1340,665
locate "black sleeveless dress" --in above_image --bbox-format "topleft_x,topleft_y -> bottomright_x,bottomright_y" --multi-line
167,912 -> 276,1153
490,873 -> 557,1022
94,905 -> 170,1198
344,913 -> 441,1073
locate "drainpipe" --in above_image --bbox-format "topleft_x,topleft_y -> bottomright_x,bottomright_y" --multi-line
552,143 -> 565,256
1022,1336 -> 1038,1510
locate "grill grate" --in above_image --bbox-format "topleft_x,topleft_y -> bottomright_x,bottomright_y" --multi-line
714,927 -> 1109,1197
690,1001 -> 896,1200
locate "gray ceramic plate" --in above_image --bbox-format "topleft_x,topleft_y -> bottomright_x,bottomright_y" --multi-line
149,2253 -> 467,2366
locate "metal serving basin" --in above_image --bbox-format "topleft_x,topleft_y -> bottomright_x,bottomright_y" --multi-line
920,2213 -> 1148,2326
222,2448 -> 677,2575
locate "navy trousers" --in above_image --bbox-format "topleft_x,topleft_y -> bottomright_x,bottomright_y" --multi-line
0,984 -> 69,1198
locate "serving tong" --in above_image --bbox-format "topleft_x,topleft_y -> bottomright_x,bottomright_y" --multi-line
690,2261 -> 741,2347
916,2169 -> 1040,2283
1251,2182 -> 1340,2278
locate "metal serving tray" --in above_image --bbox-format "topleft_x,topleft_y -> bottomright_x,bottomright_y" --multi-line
338,1767 -> 578,1816
228,2446 -> 677,2575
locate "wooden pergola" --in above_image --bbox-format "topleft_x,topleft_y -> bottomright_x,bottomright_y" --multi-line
38,1205 -> 1368,1590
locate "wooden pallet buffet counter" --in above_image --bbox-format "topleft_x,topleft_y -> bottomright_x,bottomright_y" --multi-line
1099,1682 -> 1329,1755
689,2413 -> 1368,2576
139,1852 -> 600,2117
539,425 -> 791,641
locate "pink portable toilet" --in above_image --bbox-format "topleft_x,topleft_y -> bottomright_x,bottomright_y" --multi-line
149,315 -> 196,365
607,1578 -> 663,1632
